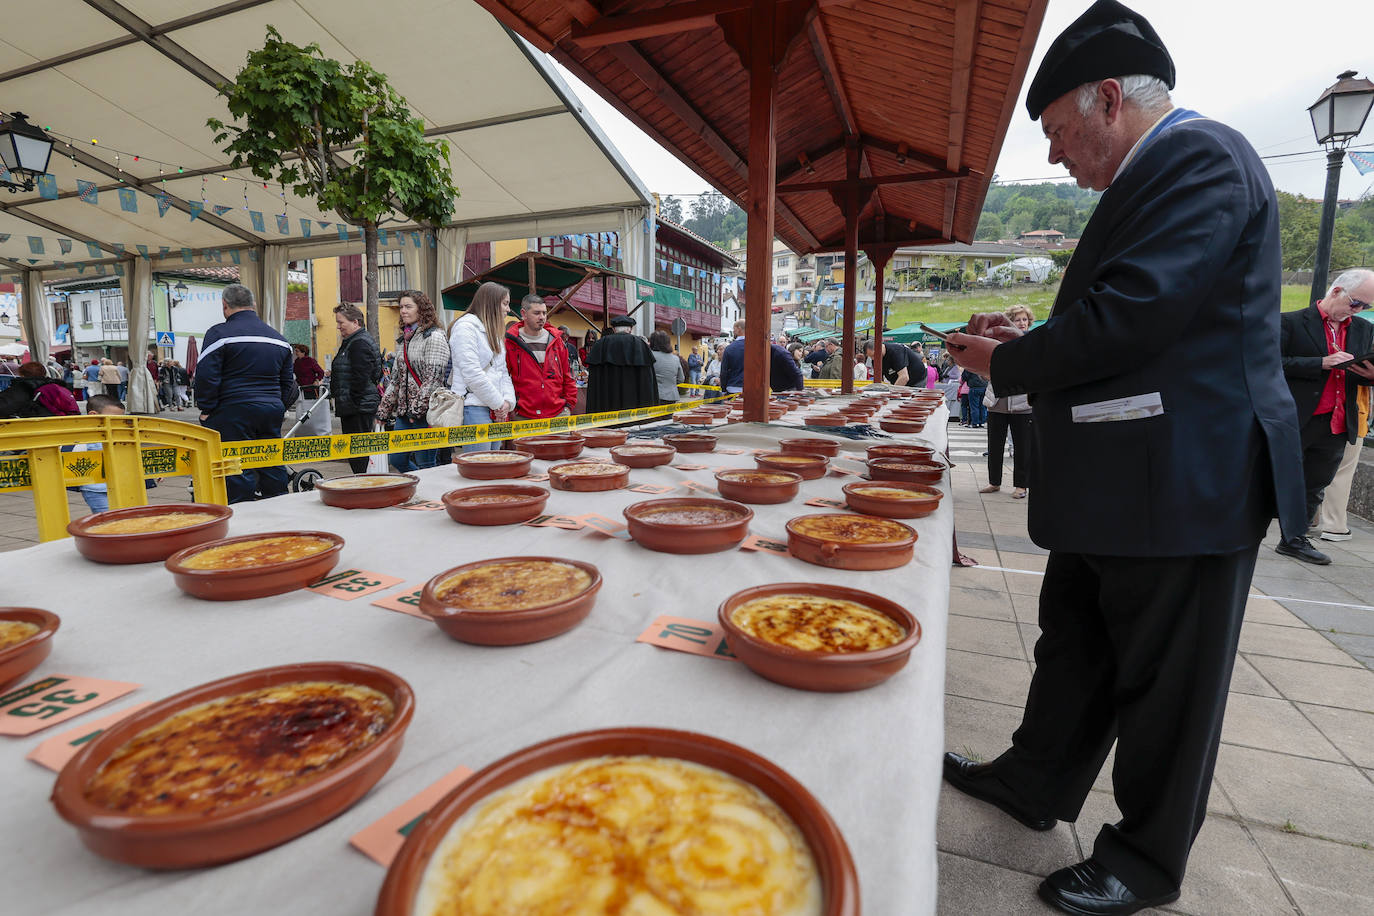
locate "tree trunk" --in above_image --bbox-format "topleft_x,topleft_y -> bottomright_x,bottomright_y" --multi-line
363,221 -> 380,338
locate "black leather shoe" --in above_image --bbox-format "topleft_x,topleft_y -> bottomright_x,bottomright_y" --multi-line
1038,858 -> 1180,915
1275,536 -> 1332,565
941,752 -> 1055,831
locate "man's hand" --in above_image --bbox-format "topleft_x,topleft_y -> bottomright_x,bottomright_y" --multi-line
1322,351 -> 1353,369
966,312 -> 1015,337
945,333 -> 998,377
1347,360 -> 1374,380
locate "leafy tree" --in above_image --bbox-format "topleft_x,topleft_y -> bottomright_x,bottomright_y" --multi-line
1277,191 -> 1362,274
974,212 -> 1004,241
208,26 -> 457,334
658,195 -> 685,224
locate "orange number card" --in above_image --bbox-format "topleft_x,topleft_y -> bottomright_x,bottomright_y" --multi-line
350,765 -> 475,866
576,514 -> 630,539
26,701 -> 153,771
627,483 -> 674,494
0,675 -> 141,737
739,535 -> 789,555
308,569 -> 406,600
804,497 -> 846,508
635,616 -> 737,661
672,463 -> 708,471
394,499 -> 445,511
370,586 -> 429,619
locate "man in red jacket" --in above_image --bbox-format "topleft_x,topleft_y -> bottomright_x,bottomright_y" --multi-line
505,294 -> 577,420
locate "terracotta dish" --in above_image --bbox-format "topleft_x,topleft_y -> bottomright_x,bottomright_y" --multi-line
453,450 -> 534,480
714,469 -> 803,504
779,437 -> 842,458
805,414 -> 846,427
547,460 -> 630,492
0,607 -> 60,690
441,485 -> 549,525
577,428 -> 628,448
315,473 -> 418,509
663,433 -> 717,453
513,435 -> 585,460
866,444 -> 936,462
867,457 -> 946,484
418,557 -> 602,645
879,418 -> 926,434
610,443 -> 677,468
718,583 -> 923,692
842,482 -> 944,518
67,504 -> 233,564
164,531 -> 345,600
756,451 -> 828,480
785,514 -> 916,570
623,498 -> 753,553
375,727 -> 858,916
673,412 -> 714,425
50,661 -> 414,869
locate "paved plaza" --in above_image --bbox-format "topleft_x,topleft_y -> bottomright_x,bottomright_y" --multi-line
1,416 -> 1370,914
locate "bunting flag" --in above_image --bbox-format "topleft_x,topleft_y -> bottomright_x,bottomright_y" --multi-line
230,250 -> 241,265
158,246 -> 170,259
299,219 -> 312,238
54,261 -> 65,270
0,165 -> 9,185
28,237 -> 44,255
275,214 -> 289,235
672,263 -> 682,275
336,224 -> 349,241
114,264 -> 124,277
212,204 -> 233,217
118,188 -> 138,213
27,258 -> 38,265
249,210 -> 265,233
76,263 -> 87,274
248,249 -> 260,262
76,179 -> 98,204
318,220 -> 331,229
379,228 -> 389,246
188,201 -> 203,221
37,174 -> 58,199
207,249 -> 222,262
182,248 -> 193,263
156,193 -> 173,218
411,231 -> 421,248
429,235 -> 437,248
1350,151 -> 1374,176
0,234 -> 8,244
87,242 -> 102,258
136,244 -> 149,259
58,239 -> 73,255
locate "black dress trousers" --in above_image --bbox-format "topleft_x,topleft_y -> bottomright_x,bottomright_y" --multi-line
1299,411 -> 1349,524
992,545 -> 1259,898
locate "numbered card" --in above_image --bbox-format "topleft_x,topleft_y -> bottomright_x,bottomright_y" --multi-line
371,586 -> 429,619
627,483 -> 674,494
524,514 -> 585,531
716,448 -> 746,455
394,499 -> 445,511
350,764 -> 475,866
0,675 -> 141,737
308,569 -> 406,601
672,464 -> 708,471
740,535 -> 789,555
828,467 -> 857,477
805,497 -> 846,508
635,616 -> 737,661
576,514 -> 631,539
27,702 -> 152,771
522,472 -> 550,482
682,480 -> 718,495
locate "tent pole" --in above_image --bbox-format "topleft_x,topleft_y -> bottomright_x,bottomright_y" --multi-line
742,0 -> 778,420
866,243 -> 895,384
839,138 -> 860,395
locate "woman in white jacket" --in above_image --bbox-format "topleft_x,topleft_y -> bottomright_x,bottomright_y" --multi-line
449,281 -> 516,453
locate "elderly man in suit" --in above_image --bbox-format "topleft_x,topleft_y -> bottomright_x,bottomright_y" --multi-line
1278,267 -> 1374,562
941,3 -> 1307,913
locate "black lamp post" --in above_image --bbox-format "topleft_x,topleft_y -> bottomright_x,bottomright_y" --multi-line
0,113 -> 55,194
1308,71 -> 1374,305
154,279 -> 190,354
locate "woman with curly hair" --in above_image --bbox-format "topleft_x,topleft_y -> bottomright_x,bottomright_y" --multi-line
377,290 -> 451,471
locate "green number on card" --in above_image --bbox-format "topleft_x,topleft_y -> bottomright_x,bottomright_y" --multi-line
398,591 -> 423,606
9,703 -> 69,718
41,688 -> 98,705
335,577 -> 381,592
659,622 -> 712,645
713,639 -> 736,658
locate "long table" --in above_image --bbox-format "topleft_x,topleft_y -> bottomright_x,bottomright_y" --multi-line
2,396 -> 951,914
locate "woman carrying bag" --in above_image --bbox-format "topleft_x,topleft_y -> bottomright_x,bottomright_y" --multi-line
376,290 -> 450,472
448,281 -> 516,454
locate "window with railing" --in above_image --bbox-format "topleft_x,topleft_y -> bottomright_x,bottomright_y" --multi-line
99,288 -> 127,334
377,249 -> 407,295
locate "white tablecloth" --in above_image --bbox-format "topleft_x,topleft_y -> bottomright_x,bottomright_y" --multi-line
2,397 -> 950,915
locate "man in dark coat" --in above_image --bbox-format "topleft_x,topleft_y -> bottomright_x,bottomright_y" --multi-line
330,304 -> 382,473
1278,268 -> 1374,561
941,3 -> 1307,913
584,315 -> 656,413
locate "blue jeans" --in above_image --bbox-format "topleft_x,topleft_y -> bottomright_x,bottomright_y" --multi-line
80,487 -> 109,513
966,387 -> 988,426
461,404 -> 497,453
390,414 -> 438,471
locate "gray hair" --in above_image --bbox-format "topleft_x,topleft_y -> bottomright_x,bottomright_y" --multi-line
222,283 -> 255,310
1328,268 -> 1374,299
1075,75 -> 1172,117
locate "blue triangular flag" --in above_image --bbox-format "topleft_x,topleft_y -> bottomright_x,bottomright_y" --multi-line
158,246 -> 169,259
248,249 -> 260,262
58,238 -> 72,255
299,219 -> 312,238
212,205 -> 233,216
156,193 -> 172,218
77,263 -> 86,274
1349,151 -> 1374,176
249,210 -> 265,233
276,214 -> 289,235
114,264 -> 124,276
118,188 -> 138,213
230,250 -> 241,265
111,243 -> 125,257
337,224 -> 348,240
77,180 -> 98,204
86,242 -> 101,258
188,201 -> 203,221
136,244 -> 149,259
28,237 -> 44,255
182,247 -> 193,263
411,231 -> 421,248
318,220 -> 331,229
208,249 -> 221,262
37,174 -> 57,199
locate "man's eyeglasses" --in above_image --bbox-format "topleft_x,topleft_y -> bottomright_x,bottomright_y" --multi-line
1348,291 -> 1370,312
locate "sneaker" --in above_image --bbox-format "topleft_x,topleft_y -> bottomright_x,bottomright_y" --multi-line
1275,537 -> 1332,565
1320,530 -> 1353,542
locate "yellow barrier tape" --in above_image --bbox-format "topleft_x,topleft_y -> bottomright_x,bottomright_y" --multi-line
0,393 -> 737,490
803,378 -> 870,388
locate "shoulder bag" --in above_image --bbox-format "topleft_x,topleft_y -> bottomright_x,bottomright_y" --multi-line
424,337 -> 497,428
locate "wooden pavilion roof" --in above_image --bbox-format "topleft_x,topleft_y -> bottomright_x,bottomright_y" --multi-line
473,0 -> 1048,255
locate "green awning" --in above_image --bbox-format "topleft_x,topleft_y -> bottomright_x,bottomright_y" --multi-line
441,251 -> 640,313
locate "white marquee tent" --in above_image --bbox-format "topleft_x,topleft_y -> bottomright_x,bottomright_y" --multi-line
0,0 -> 653,410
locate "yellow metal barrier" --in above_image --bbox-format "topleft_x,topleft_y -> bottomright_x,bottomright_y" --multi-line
0,416 -> 234,542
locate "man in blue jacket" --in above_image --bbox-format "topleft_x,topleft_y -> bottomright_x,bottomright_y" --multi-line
718,321 -> 804,393
941,3 -> 1306,913
195,284 -> 298,502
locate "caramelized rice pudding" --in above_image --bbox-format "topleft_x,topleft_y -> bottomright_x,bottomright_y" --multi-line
415,756 -> 821,916
450,494 -> 531,505
636,505 -> 745,525
851,486 -> 938,499
316,475 -> 407,489
873,462 -> 940,472
460,453 -> 525,463
83,681 -> 393,816
180,536 -> 335,570
435,560 -> 593,610
0,620 -> 40,649
731,594 -> 906,652
616,445 -> 672,455
790,515 -> 911,544
762,455 -> 821,464
550,463 -> 622,476
719,471 -> 793,484
87,511 -> 220,534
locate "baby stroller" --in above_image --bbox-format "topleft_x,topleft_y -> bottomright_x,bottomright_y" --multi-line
283,382 -> 334,493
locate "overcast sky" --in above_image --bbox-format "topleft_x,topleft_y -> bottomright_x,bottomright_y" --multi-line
554,0 -> 1374,207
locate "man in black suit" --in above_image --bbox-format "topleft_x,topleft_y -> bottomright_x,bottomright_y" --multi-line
1278,268 -> 1374,563
942,3 -> 1307,914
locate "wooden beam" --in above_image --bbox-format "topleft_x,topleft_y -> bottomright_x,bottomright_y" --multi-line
778,168 -> 968,194
570,0 -> 750,48
742,0 -> 779,421
808,14 -> 856,135
944,0 -> 981,240
860,135 -> 950,173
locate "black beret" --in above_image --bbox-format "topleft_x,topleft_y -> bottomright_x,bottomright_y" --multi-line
1025,0 -> 1174,120
610,315 -> 637,327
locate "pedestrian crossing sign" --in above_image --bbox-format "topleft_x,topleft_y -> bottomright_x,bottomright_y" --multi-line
156,331 -> 175,347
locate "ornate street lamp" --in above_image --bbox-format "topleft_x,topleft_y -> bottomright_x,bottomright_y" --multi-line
0,113 -> 55,194
1308,71 -> 1374,304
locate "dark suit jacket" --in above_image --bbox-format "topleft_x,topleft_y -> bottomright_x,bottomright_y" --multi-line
1279,306 -> 1374,444
991,117 -> 1306,555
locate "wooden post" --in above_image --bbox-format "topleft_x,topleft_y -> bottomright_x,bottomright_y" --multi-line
741,0 -> 778,421
839,139 -> 860,394
527,252 -> 537,299
866,244 -> 896,385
